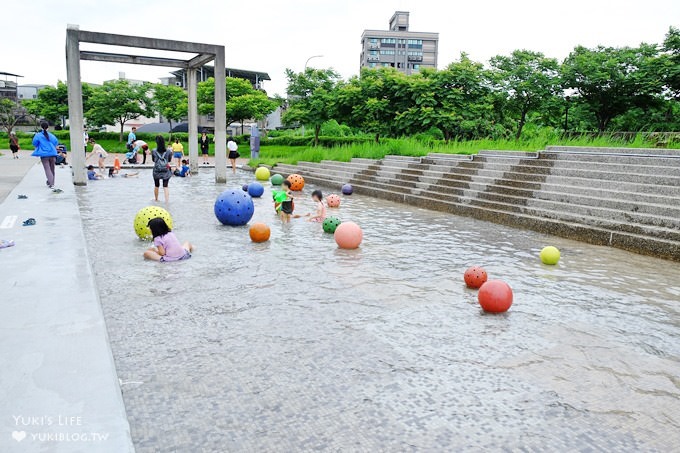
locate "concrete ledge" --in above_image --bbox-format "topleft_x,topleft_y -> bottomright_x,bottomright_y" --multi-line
478,150 -> 539,158
0,165 -> 133,452
545,145 -> 680,157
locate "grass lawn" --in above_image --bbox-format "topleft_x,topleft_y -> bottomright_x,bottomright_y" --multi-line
248,134 -> 679,167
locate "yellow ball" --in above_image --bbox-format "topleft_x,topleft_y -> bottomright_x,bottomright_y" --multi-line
540,246 -> 561,265
255,167 -> 270,181
134,206 -> 173,240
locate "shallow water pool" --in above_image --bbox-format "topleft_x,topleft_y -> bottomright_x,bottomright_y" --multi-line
78,168 -> 680,452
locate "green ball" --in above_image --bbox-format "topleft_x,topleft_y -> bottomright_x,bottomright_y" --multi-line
270,174 -> 284,185
540,246 -> 561,265
255,167 -> 270,181
322,216 -> 342,234
134,206 -> 173,240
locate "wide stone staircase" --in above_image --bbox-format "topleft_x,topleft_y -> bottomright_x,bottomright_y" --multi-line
272,147 -> 680,261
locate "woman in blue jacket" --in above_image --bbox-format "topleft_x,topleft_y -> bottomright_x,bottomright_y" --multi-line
32,121 -> 59,189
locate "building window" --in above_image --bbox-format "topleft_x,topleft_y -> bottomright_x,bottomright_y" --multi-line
382,63 -> 390,67
369,38 -> 378,44
369,63 -> 377,68
413,64 -> 421,70
369,50 -> 378,56
380,50 -> 396,55
407,39 -> 423,46
407,51 -> 423,56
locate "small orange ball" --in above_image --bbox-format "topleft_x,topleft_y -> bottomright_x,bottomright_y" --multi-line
249,222 -> 271,243
287,174 -> 305,191
478,280 -> 513,313
327,194 -> 341,208
464,266 -> 488,289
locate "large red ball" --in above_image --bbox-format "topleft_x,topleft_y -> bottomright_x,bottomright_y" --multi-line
464,266 -> 488,289
478,280 -> 513,313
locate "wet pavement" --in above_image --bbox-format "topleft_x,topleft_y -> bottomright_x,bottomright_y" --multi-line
78,168 -> 680,452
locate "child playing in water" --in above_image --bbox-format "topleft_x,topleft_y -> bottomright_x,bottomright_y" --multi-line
307,190 -> 326,222
173,159 -> 191,177
143,217 -> 194,262
273,180 -> 294,223
87,165 -> 103,180
88,138 -> 108,175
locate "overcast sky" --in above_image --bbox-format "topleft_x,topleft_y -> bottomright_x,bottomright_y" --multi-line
2,0 -> 678,96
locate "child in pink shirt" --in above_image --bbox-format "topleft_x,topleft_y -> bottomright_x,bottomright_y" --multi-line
143,217 -> 194,262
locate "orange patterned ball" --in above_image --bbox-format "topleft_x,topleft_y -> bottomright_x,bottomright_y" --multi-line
287,174 -> 305,191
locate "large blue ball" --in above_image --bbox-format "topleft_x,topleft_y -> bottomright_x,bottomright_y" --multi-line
214,189 -> 255,226
247,182 -> 265,198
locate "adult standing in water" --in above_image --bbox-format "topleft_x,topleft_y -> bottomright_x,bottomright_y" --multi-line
152,135 -> 174,203
32,121 -> 59,190
227,137 -> 239,174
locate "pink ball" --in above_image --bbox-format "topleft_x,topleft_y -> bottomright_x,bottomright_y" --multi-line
334,221 -> 363,249
478,280 -> 513,313
327,194 -> 341,208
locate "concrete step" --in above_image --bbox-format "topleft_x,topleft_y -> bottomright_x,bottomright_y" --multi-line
545,145 -> 680,157
292,170 -> 680,261
287,160 -> 680,203
343,172 -> 680,233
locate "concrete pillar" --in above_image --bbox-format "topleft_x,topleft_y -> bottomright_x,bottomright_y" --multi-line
213,47 -> 227,183
187,67 -> 199,171
65,25 -> 86,185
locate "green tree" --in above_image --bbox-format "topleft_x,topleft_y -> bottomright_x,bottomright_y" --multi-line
228,91 -> 278,134
283,68 -> 341,145
0,99 -> 24,134
660,26 -> 680,100
197,77 -> 275,130
153,84 -> 188,136
399,55 -> 495,141
561,44 -> 662,132
23,81 -> 93,126
490,50 -> 560,139
86,79 -> 154,141
336,69 -> 409,143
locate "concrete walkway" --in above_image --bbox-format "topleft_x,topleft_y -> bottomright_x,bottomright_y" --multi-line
0,150 -> 39,203
0,162 -> 133,452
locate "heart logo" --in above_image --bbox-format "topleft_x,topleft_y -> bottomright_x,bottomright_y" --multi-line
12,431 -> 26,442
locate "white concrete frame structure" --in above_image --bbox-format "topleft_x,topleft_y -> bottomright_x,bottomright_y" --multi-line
66,25 -> 227,184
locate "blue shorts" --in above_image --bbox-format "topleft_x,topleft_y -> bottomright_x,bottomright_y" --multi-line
160,251 -> 191,262
173,152 -> 182,158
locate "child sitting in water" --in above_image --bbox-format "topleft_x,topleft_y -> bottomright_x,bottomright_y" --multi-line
273,180 -> 294,223
307,190 -> 326,222
143,217 -> 194,262
87,165 -> 103,180
173,159 -> 191,177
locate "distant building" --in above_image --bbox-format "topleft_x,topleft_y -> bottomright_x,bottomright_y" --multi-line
17,84 -> 48,100
0,71 -> 22,101
164,67 -> 271,91
360,11 -> 439,75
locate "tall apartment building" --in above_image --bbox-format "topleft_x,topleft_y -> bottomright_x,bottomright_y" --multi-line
360,11 -> 439,75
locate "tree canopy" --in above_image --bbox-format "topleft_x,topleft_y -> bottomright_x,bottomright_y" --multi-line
197,77 -> 277,131
86,79 -> 154,141
282,68 -> 341,145
153,84 -> 188,134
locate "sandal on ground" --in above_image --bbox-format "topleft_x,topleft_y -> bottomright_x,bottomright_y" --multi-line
22,218 -> 36,226
17,194 -> 28,199
52,188 -> 63,193
0,239 -> 15,249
